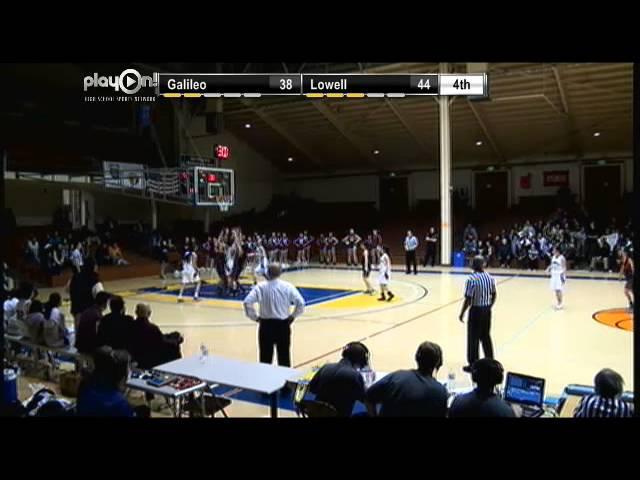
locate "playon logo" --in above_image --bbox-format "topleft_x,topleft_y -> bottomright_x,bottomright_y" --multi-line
83,69 -> 154,94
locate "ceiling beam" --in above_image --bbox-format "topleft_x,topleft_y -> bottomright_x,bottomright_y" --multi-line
466,100 -> 506,162
241,98 -> 322,168
551,65 -> 582,156
384,99 -> 432,156
551,66 -> 569,114
310,100 -> 379,165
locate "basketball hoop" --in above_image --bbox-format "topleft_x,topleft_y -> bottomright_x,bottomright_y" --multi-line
219,204 -> 229,213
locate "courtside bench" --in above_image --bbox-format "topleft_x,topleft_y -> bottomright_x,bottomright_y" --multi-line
4,334 -> 93,380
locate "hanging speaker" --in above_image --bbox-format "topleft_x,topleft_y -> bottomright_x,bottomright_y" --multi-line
205,112 -> 224,134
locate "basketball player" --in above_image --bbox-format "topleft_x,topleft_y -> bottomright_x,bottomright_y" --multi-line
343,229 -> 361,267
371,229 -> 382,267
178,250 -> 201,302
327,232 -> 338,265
619,249 -> 634,310
377,245 -> 395,302
227,229 -> 245,295
213,237 -> 229,292
159,239 -> 170,281
546,246 -> 566,310
279,232 -> 289,266
251,238 -> 269,285
294,233 -> 305,265
360,243 -> 374,295
201,236 -> 213,275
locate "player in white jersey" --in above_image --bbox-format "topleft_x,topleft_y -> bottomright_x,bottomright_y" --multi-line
377,245 -> 395,302
252,239 -> 269,284
178,251 -> 201,302
546,246 -> 566,309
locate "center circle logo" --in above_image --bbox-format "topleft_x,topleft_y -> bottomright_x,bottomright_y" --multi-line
119,69 -> 142,94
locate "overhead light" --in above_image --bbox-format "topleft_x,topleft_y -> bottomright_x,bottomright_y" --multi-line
244,123 -> 251,129
593,132 -> 601,137
475,140 -> 483,146
373,149 -> 380,155
287,157 -> 294,163
390,172 -> 396,177
487,166 -> 495,172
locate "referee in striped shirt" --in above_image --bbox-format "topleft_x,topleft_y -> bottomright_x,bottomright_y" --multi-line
573,368 -> 633,417
459,255 -> 497,373
243,263 -> 305,367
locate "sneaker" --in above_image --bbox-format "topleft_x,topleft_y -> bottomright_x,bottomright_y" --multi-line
193,297 -> 201,302
387,293 -> 395,302
462,365 -> 472,373
177,298 -> 184,303
378,296 -> 386,302
556,304 -> 563,310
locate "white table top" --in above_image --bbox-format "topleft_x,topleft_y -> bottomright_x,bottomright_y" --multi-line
155,355 -> 302,395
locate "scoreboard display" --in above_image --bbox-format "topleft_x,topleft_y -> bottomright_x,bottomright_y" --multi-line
156,73 -> 489,98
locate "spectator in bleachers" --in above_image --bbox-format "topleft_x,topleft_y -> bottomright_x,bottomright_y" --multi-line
76,346 -> 137,417
463,235 -> 478,263
463,224 -> 478,242
365,341 -> 448,417
130,303 -> 183,369
24,300 -> 46,343
526,238 -> 539,271
107,242 -> 129,266
448,359 -> 516,418
68,258 -> 103,330
49,244 -> 65,275
478,240 -> 493,267
4,290 -> 22,338
6,282 -> 36,338
3,262 -> 15,292
70,242 -> 84,272
26,236 -> 40,265
573,368 -> 633,418
497,237 -> 512,268
75,291 -> 110,355
43,293 -> 69,348
590,237 -> 610,272
585,221 -> 599,262
96,295 -> 134,352
308,341 -> 370,417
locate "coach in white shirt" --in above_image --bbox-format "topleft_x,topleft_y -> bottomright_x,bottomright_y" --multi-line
243,263 -> 305,367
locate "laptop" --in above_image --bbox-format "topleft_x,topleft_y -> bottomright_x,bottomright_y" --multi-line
503,372 -> 546,417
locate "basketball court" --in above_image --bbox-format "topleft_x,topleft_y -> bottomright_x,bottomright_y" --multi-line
32,265 -> 632,417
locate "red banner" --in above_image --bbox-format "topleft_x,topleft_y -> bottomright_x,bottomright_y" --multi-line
543,170 -> 569,187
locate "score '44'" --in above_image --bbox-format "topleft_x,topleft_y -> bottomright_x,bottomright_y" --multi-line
417,78 -> 432,90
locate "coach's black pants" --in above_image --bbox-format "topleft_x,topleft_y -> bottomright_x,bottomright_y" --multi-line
258,318 -> 292,367
467,306 -> 494,365
406,250 -> 417,274
424,247 -> 436,267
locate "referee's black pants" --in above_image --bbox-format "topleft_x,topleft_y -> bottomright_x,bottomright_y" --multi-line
258,318 -> 292,367
406,250 -> 417,274
467,306 -> 494,366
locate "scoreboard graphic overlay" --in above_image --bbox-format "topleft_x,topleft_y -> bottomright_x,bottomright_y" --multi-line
155,73 -> 489,98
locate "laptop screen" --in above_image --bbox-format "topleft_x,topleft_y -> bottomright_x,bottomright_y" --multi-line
504,372 -> 545,407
